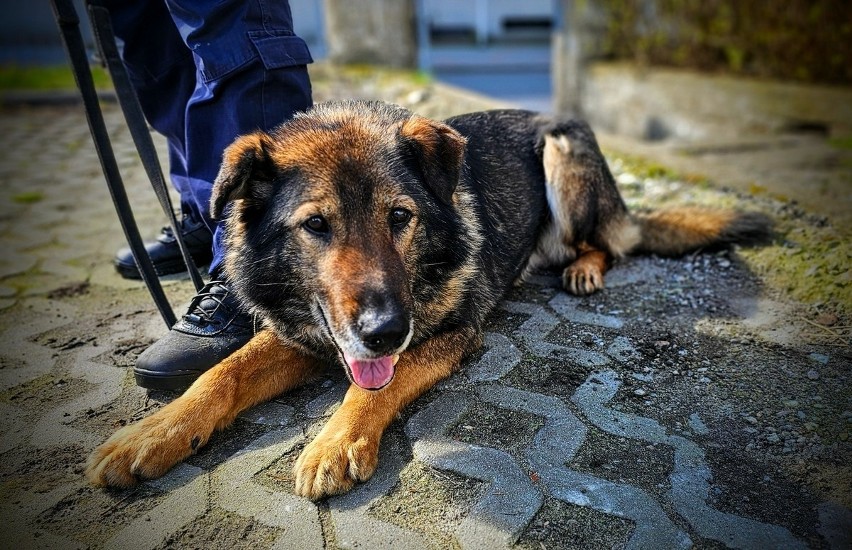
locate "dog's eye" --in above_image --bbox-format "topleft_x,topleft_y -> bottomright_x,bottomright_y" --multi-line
389,208 -> 412,228
303,215 -> 330,235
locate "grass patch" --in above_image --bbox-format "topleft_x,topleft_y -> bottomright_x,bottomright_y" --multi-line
749,183 -> 768,195
603,148 -> 681,180
741,225 -> 851,312
12,191 -> 45,204
0,64 -> 111,91
828,136 -> 852,151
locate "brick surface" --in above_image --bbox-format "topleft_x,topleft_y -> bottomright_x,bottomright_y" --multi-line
0,74 -> 849,550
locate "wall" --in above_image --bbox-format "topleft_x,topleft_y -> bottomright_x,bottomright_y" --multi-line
323,0 -> 416,68
580,63 -> 852,142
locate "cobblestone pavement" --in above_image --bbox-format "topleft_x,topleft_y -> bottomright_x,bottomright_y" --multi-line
0,69 -> 850,549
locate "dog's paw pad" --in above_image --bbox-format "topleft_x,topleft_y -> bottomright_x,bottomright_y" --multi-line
85,409 -> 207,488
293,432 -> 378,500
563,263 -> 605,295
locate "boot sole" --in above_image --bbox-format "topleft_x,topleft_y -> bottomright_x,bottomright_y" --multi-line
114,255 -> 212,280
133,368 -> 200,391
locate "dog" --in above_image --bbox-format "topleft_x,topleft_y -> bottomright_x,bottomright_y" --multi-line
86,100 -> 770,499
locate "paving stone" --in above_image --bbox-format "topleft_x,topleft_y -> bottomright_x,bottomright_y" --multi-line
211,429 -> 323,548
408,392 -> 542,549
0,402 -> 30,455
330,432 -> 432,549
479,383 -> 692,550
549,292 -> 624,329
505,300 -> 611,366
39,257 -> 91,283
239,401 -> 295,426
0,252 -> 37,277
0,300 -> 76,391
605,257 -> 668,288
817,501 -> 852,550
0,78 -> 848,550
466,332 -> 521,382
606,335 -> 637,362
573,370 -> 807,549
305,379 -> 348,418
688,412 -> 710,435
5,228 -> 57,251
0,481 -> 88,549
30,358 -> 122,449
105,474 -> 209,550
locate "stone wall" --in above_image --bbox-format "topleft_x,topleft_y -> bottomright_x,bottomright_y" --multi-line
323,0 -> 416,68
580,63 -> 852,142
552,1 -> 852,141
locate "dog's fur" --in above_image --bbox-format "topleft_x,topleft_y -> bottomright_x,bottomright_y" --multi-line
86,101 -> 770,498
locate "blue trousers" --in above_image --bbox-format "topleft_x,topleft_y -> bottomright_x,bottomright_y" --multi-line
105,0 -> 313,273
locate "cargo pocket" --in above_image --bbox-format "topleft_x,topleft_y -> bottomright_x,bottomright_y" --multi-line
248,31 -> 314,69
246,30 -> 314,130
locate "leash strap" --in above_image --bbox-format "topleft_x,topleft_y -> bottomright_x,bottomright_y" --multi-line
50,0 -> 177,327
87,1 -> 206,294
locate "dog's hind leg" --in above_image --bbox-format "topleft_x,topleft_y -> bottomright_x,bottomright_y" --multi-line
294,327 -> 480,499
86,329 -> 322,488
540,122 -> 640,295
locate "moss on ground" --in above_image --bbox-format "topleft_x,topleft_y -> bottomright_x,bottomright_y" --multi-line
0,65 -> 112,91
742,225 -> 850,312
11,191 -> 45,204
608,150 -> 851,317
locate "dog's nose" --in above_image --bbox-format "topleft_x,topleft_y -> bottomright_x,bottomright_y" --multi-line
358,312 -> 409,353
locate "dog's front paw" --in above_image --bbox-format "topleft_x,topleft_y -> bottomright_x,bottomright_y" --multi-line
86,406 -> 210,488
293,427 -> 379,500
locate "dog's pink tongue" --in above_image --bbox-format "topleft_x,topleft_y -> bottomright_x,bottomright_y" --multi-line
345,355 -> 396,390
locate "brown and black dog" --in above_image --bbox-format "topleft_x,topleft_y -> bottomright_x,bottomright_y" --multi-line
86,101 -> 770,499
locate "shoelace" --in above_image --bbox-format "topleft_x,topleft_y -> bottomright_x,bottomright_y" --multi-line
184,280 -> 232,326
158,225 -> 176,241
157,215 -> 205,243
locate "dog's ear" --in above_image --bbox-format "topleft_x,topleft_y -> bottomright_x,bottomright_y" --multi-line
210,132 -> 275,220
400,115 -> 467,205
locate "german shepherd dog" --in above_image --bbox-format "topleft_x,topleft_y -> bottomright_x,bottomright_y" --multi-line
86,101 -> 769,499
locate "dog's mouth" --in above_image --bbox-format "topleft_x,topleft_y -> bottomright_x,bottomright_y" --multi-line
315,300 -> 405,391
343,353 -> 400,390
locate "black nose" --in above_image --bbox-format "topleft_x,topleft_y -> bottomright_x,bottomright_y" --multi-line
358,311 -> 409,353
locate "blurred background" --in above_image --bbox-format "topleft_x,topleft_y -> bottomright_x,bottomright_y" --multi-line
3,0 -> 851,142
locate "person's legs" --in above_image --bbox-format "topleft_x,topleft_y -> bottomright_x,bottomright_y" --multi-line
110,0 -> 313,280
164,0 -> 313,273
106,0 -> 215,278
108,0 -> 312,390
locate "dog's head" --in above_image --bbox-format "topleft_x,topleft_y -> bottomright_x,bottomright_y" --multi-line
210,101 -> 469,390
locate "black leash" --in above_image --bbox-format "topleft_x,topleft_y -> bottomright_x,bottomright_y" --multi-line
87,1 -> 206,294
50,0 -> 206,328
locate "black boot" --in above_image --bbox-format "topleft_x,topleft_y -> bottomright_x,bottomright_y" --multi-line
134,278 -> 255,391
114,214 -> 213,279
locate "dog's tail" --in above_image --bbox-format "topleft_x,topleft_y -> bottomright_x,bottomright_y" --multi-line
537,118 -> 772,259
628,207 -> 773,256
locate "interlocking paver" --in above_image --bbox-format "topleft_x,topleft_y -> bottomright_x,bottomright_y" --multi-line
329,432 -> 431,550
107,472 -> 209,550
0,69 -> 849,549
214,429 -> 324,549
574,370 -> 806,549
407,391 -> 543,549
